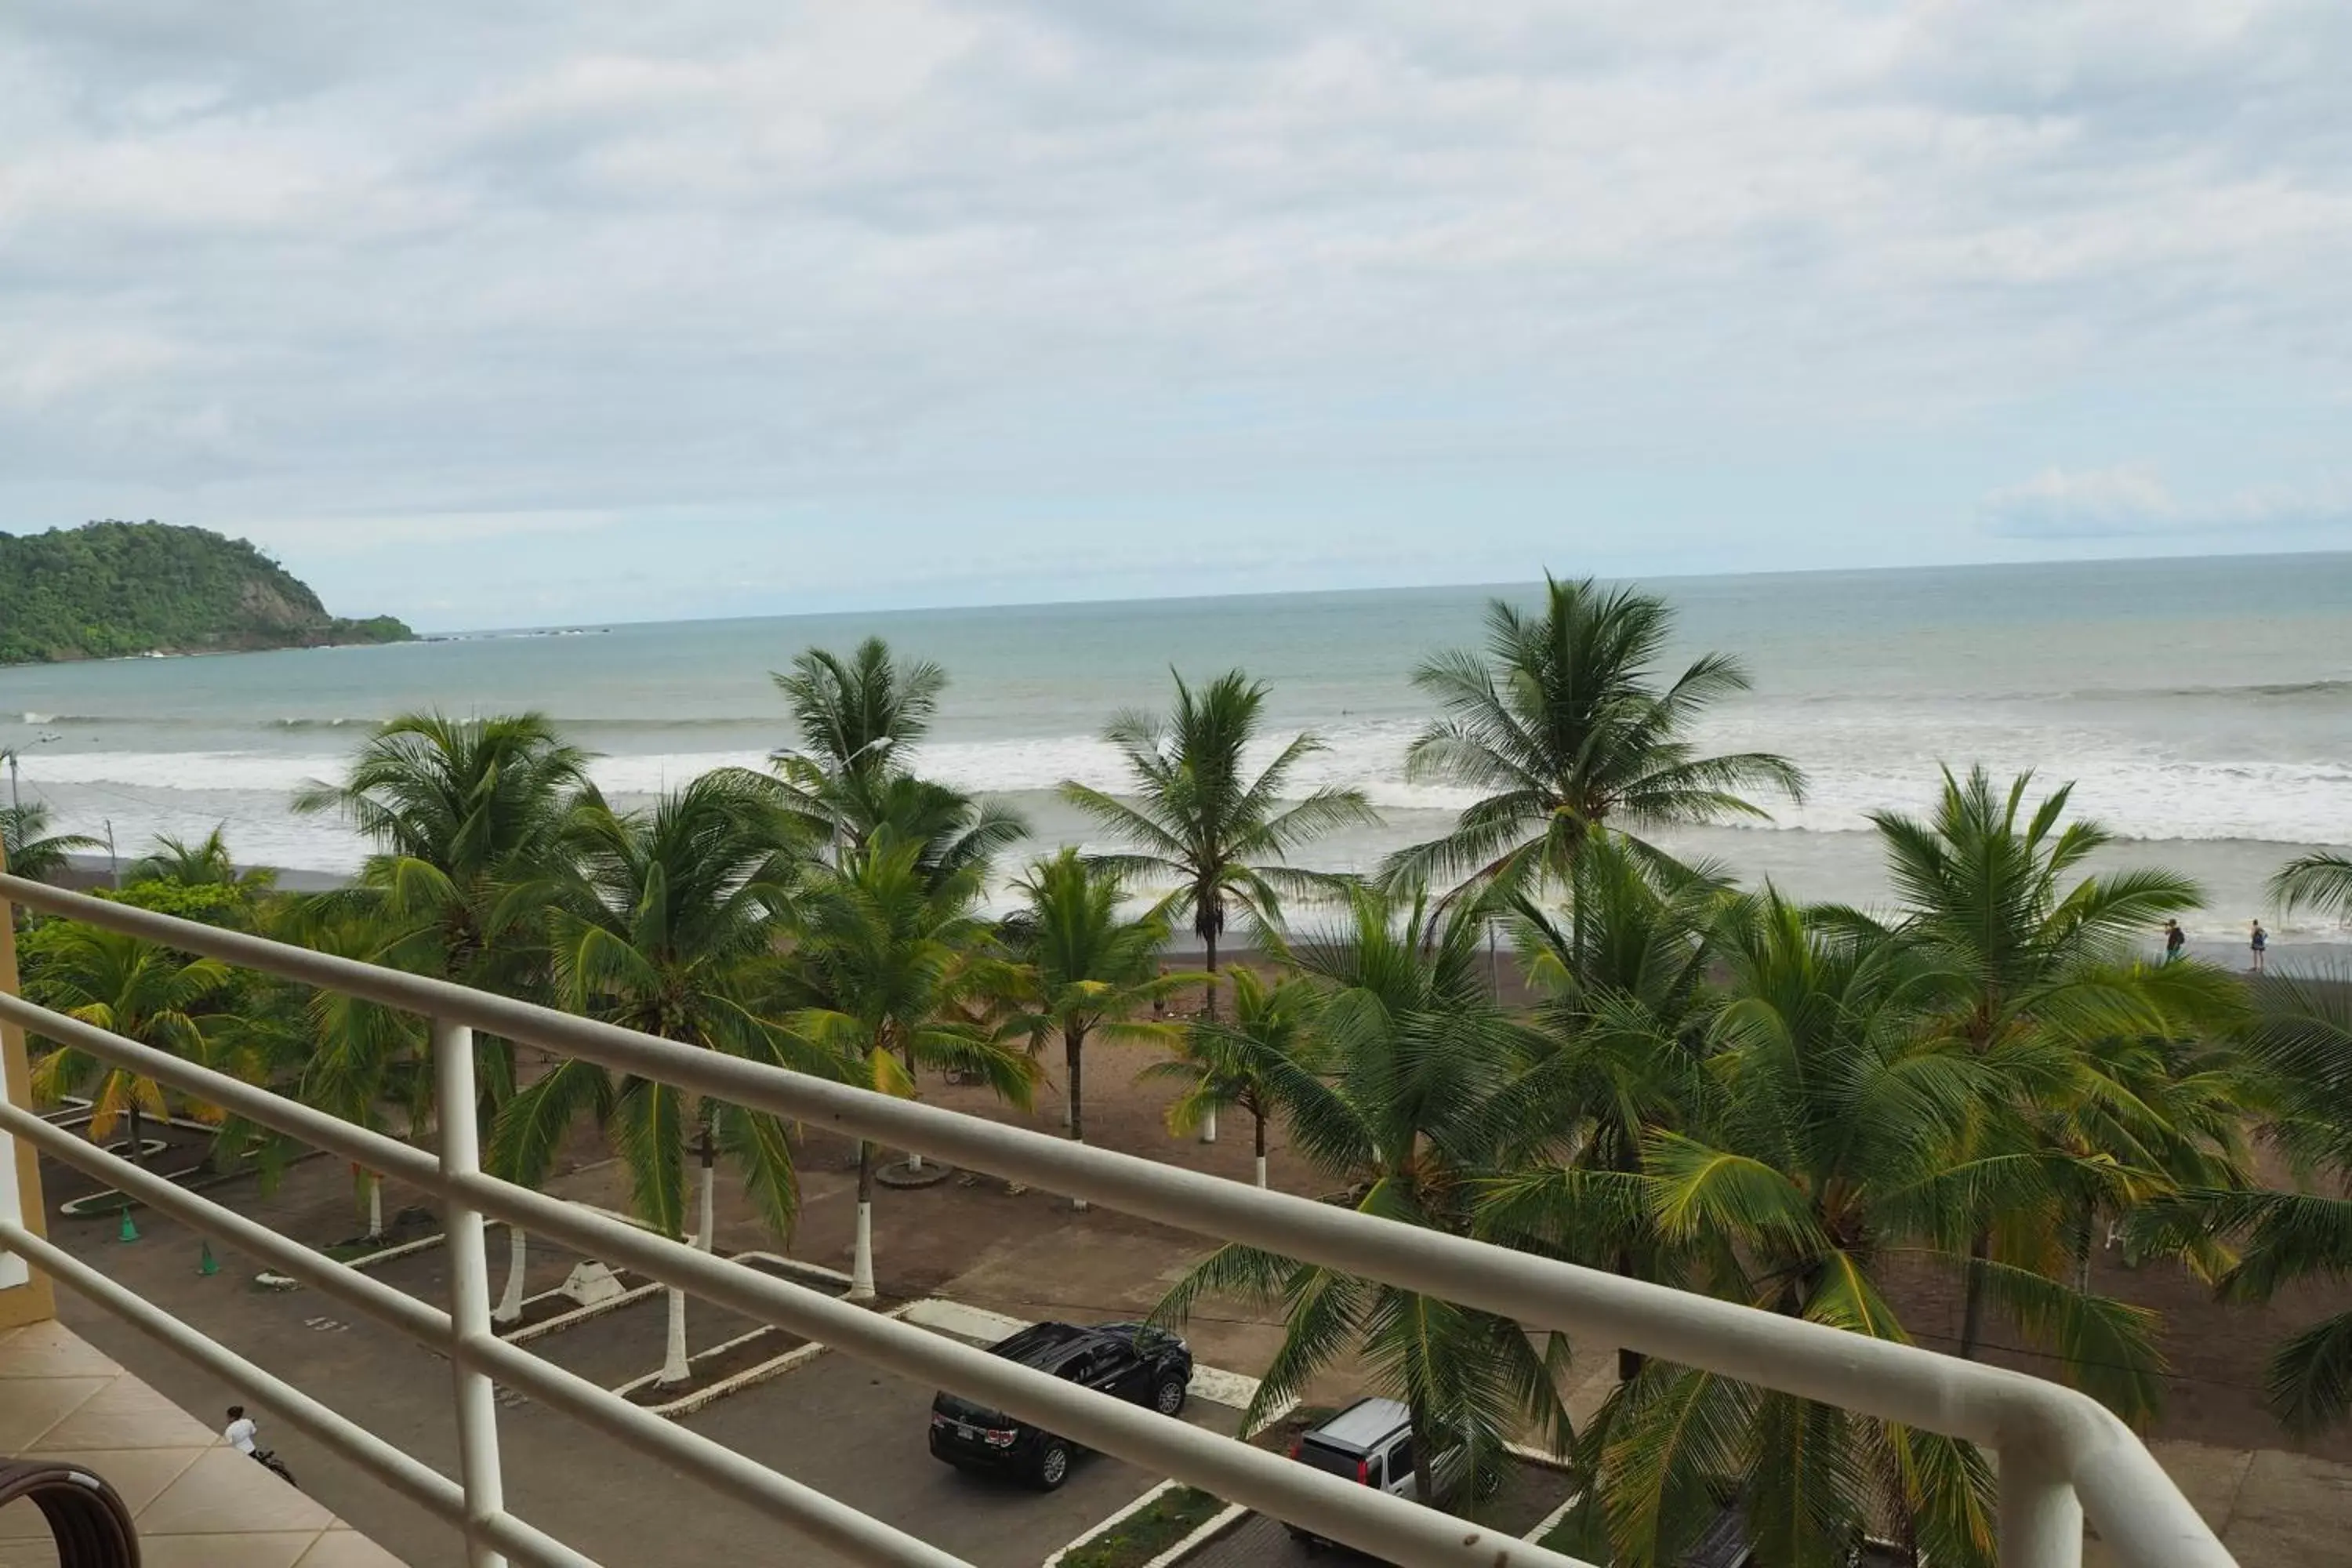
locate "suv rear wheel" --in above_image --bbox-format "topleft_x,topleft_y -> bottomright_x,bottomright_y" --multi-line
1034,1439 -> 1073,1491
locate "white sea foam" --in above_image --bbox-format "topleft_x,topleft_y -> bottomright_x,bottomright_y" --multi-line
19,727 -> 2350,845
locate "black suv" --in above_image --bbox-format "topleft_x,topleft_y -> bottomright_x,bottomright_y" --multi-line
928,1321 -> 1194,1490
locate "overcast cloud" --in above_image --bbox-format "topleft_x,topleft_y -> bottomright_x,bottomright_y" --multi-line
4,2 -> 2349,629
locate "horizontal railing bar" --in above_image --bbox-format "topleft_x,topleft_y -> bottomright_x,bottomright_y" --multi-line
0,990 -> 442,1183
0,1221 -> 595,1568
0,1101 -> 456,1344
0,1099 -> 973,1568
444,1170 -> 1599,1568
0,877 -> 2233,1566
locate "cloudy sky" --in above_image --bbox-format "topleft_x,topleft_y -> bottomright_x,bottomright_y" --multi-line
4,2 -> 2349,630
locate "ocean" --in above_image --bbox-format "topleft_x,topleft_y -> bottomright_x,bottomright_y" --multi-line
5,553 -> 2350,942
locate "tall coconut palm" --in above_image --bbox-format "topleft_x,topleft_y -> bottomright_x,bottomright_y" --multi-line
491,769 -> 826,1384
1494,837 -> 1730,1377
282,911 -> 432,1242
1383,575 -> 1804,903
1154,888 -> 1572,1508
2162,967 -> 2352,1434
1517,894 -> 2162,1568
1859,766 -> 2233,1358
23,924 -> 230,1170
1142,965 -> 1320,1189
1062,669 -> 1375,1069
996,850 -> 1194,1194
295,711 -> 591,1320
1,801 -> 98,886
771,640 -> 1028,884
782,830 -> 1037,1298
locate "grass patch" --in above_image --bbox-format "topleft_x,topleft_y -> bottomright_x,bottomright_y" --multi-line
1059,1486 -> 1226,1568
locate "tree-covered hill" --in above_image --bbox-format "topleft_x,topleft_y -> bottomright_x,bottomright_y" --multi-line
0,520 -> 412,665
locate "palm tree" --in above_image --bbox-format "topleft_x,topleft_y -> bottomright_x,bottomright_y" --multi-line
282,911 -> 432,1242
782,830 -> 1037,1298
1383,575 -> 1804,903
1519,894 -> 2162,1568
2,800 -> 98,886
2271,850 -> 2352,927
1142,965 -> 1320,1189
1154,888 -> 1572,1508
126,826 -> 267,889
1859,766 -> 2234,1359
491,769 -> 826,1384
996,850 -> 1193,1197
771,639 -> 1029,886
2163,967 -> 2352,1435
296,712 -> 592,1320
1494,837 -> 1729,1377
1062,670 -> 1376,1104
23,925 -> 230,1171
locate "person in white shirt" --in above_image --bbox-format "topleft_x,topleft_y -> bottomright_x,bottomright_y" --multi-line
223,1406 -> 258,1456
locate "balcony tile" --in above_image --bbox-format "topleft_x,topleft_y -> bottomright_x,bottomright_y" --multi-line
27,1374 -> 212,1450
0,1376 -> 111,1453
0,1322 -> 122,1381
0,1447 -> 205,1538
138,1533 -> 324,1568
136,1449 -> 336,1537
296,1528 -> 411,1567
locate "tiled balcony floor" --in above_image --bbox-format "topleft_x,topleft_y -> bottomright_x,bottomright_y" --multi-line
0,1319 -> 404,1566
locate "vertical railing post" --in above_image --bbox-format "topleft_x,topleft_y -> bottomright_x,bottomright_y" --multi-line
434,1018 -> 509,1568
0,859 -> 29,1295
1998,1444 -> 2084,1568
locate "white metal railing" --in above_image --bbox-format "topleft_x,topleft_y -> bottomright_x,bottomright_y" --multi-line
0,872 -> 2234,1568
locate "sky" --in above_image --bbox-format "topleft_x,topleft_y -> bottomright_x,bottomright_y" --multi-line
3,2 -> 2349,632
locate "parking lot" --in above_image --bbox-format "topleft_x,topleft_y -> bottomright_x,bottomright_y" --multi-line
45,1150 -> 1254,1566
684,1341 -> 1242,1568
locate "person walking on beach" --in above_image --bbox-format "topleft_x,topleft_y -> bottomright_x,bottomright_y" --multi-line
2163,920 -> 2185,962
2250,920 -> 2268,974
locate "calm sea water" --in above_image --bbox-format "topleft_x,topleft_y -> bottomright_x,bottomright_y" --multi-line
5,554 -> 2349,938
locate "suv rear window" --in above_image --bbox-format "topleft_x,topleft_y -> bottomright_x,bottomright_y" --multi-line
1296,1438 -> 1363,1480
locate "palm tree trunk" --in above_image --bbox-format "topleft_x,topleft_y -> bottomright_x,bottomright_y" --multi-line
1613,1138 -> 1644,1381
696,1126 -> 717,1251
1253,1112 -> 1268,1189
851,1139 -> 877,1300
1199,927 -> 1221,1144
126,1102 -> 144,1171
494,1228 -> 528,1325
659,1281 -> 691,1386
901,1044 -> 924,1174
1066,1026 -> 1088,1212
1958,1229 -> 1990,1359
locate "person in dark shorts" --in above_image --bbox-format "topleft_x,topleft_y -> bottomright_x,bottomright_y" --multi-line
2250,920 -> 2268,974
2163,920 -> 2185,962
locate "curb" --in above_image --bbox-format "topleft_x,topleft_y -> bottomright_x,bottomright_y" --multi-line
503,1279 -> 664,1345
613,1300 -> 921,1418
1142,1504 -> 1248,1568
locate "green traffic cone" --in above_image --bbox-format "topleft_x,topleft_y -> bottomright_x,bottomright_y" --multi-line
197,1241 -> 219,1276
117,1207 -> 140,1243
